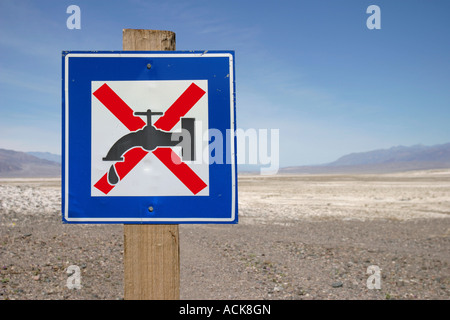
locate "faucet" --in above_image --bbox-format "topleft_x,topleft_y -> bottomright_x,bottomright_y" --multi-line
102,109 -> 195,185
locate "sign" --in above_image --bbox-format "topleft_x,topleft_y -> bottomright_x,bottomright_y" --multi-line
62,51 -> 237,223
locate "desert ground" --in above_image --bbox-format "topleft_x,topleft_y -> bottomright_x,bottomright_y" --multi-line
0,170 -> 449,300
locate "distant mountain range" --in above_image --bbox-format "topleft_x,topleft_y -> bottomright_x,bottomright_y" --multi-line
280,143 -> 450,174
27,151 -> 61,164
1,143 -> 449,177
0,149 -> 61,178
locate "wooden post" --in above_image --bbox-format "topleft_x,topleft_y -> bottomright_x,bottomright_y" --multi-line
122,29 -> 179,300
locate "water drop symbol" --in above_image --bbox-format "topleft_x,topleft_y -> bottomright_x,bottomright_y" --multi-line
108,165 -> 119,185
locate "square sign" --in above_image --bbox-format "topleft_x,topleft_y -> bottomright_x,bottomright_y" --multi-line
62,51 -> 237,224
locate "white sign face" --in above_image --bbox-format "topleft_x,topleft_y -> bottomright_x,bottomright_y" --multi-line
90,80 -> 209,197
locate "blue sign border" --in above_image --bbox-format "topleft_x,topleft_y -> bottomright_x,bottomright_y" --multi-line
62,51 -> 237,224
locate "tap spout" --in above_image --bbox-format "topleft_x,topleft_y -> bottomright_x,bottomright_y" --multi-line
102,130 -> 147,161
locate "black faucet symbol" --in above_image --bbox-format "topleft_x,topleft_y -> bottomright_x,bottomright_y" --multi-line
103,109 -> 195,185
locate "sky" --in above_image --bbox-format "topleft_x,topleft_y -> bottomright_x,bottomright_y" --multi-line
0,0 -> 449,168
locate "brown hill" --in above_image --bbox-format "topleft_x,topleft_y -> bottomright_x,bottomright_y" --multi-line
0,148 -> 61,178
280,143 -> 450,174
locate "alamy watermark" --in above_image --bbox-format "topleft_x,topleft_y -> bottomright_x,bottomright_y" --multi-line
366,5 -> 381,30
66,5 -> 381,31
66,265 -> 82,289
66,5 -> 81,30
366,265 -> 381,289
166,126 -> 280,175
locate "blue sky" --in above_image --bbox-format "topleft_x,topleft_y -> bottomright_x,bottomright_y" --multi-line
0,0 -> 449,167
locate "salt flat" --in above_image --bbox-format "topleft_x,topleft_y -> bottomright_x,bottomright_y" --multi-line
0,170 -> 449,300
1,170 -> 449,224
239,170 -> 450,223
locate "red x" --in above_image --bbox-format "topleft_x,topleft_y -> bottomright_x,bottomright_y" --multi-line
92,83 -> 207,195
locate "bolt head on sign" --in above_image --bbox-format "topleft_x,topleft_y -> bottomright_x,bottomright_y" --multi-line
62,51 -> 237,224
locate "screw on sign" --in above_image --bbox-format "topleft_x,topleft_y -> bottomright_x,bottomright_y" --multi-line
92,82 -> 207,195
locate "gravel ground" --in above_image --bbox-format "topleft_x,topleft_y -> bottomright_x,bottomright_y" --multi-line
0,173 -> 449,300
